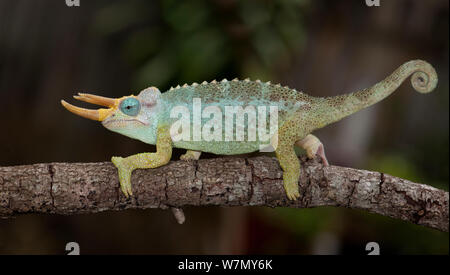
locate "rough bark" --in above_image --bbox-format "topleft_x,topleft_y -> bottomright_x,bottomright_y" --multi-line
0,156 -> 448,232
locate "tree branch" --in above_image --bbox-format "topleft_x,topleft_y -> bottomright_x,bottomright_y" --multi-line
0,156 -> 448,232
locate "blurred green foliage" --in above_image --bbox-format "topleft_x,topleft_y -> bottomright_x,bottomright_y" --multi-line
92,0 -> 308,90
369,153 -> 448,191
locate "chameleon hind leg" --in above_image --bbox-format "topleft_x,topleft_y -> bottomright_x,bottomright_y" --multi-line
295,134 -> 329,166
111,126 -> 172,197
275,136 -> 301,200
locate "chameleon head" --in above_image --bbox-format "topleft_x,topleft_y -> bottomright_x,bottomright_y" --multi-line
61,87 -> 162,136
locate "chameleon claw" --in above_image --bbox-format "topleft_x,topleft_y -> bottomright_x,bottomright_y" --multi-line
121,182 -> 130,198
286,189 -> 300,200
284,179 -> 300,200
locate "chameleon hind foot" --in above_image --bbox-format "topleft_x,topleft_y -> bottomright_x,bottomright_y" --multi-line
275,142 -> 301,200
296,134 -> 329,166
281,135 -> 328,200
180,150 -> 202,161
284,177 -> 300,200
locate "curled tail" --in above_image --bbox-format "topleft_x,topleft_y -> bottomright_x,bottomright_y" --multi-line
316,60 -> 438,127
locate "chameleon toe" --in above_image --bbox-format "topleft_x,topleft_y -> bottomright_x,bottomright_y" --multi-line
317,144 -> 329,166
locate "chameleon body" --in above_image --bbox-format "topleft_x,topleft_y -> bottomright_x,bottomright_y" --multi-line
61,60 -> 438,200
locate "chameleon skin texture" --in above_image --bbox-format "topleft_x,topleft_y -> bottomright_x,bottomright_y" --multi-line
62,60 -> 438,200
160,79 -> 313,154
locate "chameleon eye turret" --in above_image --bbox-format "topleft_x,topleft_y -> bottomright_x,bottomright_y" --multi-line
61,93 -> 119,121
120,97 -> 141,116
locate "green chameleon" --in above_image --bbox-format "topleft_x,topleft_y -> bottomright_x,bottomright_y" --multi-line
61,60 -> 437,200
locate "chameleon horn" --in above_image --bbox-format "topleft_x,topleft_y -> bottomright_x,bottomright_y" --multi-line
61,100 -> 112,121
73,93 -> 117,107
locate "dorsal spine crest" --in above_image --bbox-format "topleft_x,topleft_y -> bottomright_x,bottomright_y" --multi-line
166,78 -> 296,93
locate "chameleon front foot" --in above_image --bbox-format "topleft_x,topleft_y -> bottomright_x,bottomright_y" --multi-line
111,156 -> 133,197
180,150 -> 202,161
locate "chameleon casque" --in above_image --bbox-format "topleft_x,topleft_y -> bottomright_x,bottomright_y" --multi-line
61,60 -> 437,200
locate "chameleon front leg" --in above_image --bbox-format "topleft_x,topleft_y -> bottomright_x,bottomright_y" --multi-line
111,126 -> 172,197
295,134 -> 329,166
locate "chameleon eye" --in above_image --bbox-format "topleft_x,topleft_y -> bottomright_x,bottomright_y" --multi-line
120,98 -> 141,116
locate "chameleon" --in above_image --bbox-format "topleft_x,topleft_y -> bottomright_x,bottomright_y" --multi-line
61,60 -> 437,201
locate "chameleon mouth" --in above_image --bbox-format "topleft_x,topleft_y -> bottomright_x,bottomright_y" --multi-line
61,93 -> 120,121
102,118 -> 147,127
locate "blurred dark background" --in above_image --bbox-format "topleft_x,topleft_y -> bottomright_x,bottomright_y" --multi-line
0,0 -> 448,254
